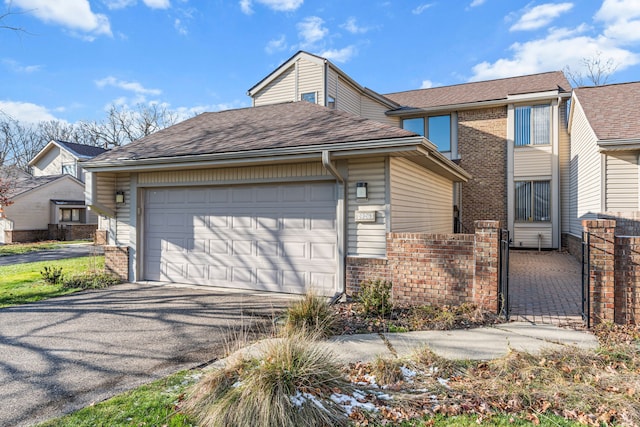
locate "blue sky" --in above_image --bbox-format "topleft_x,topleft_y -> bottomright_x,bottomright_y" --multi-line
1,0 -> 639,124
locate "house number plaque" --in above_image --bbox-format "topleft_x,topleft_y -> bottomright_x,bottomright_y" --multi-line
355,211 -> 376,223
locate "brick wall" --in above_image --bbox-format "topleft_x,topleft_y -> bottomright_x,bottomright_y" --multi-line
563,233 -> 582,262
345,221 -> 501,311
4,229 -> 49,243
583,219 -> 616,325
48,224 -> 97,241
94,229 -> 108,246
104,246 -> 129,282
615,236 -> 640,325
599,212 -> 640,236
458,107 -> 508,233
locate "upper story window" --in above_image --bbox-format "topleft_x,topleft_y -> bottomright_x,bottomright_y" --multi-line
515,104 -> 550,146
402,115 -> 451,152
327,95 -> 336,109
61,163 -> 76,177
301,92 -> 316,104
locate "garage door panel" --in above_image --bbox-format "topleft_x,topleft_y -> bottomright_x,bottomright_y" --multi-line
144,182 -> 338,295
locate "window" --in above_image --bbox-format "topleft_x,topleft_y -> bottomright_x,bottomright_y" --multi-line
61,208 -> 81,222
301,92 -> 316,103
61,163 -> 76,176
428,115 -> 451,152
327,95 -> 336,109
402,117 -> 424,136
515,105 -> 550,146
515,181 -> 550,222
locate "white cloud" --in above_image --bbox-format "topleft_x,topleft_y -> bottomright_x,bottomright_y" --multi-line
596,0 -> 640,44
469,0 -> 486,7
174,18 -> 187,35
470,25 -> 639,81
265,35 -> 287,54
96,76 -> 162,96
420,79 -> 434,89
510,3 -> 573,31
10,0 -> 112,37
412,3 -> 434,15
239,0 -> 303,14
297,16 -> 328,48
142,0 -> 171,9
341,17 -> 369,34
2,59 -> 41,73
104,0 -> 136,9
320,46 -> 356,63
0,100 -> 59,124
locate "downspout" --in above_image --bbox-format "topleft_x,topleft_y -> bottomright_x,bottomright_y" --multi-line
322,150 -> 347,300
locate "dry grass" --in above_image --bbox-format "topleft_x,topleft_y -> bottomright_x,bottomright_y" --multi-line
183,332 -> 350,427
282,291 -> 337,337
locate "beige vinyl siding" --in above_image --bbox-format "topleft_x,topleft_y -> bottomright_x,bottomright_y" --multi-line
513,223 -> 553,248
32,146 -> 77,178
605,152 -> 639,211
559,99 -> 572,235
569,98 -> 602,235
138,162 -> 330,185
5,178 -> 85,230
94,172 -> 117,213
347,157 -> 387,257
361,96 -> 399,127
253,65 -> 296,106
337,78 -> 361,116
0,218 -> 10,243
115,173 -> 131,246
327,68 -> 338,101
514,146 -> 553,177
390,157 -> 453,233
297,59 -> 324,104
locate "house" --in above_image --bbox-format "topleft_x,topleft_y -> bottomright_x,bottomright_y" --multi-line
30,140 -> 108,183
247,51 -> 572,249
83,101 -> 469,295
0,141 -> 107,243
566,81 -> 640,255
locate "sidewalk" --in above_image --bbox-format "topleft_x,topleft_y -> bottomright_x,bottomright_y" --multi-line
214,322 -> 599,368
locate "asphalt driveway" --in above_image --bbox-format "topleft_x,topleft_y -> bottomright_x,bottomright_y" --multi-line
0,282 -> 296,427
0,243 -> 104,266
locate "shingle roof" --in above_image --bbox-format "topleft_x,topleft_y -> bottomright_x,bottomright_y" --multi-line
574,82 -> 640,141
0,167 -> 65,198
91,102 -> 418,162
56,140 -> 108,158
384,71 -> 572,110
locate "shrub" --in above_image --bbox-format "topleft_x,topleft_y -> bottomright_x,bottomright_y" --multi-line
184,333 -> 349,427
40,266 -> 64,285
369,356 -> 404,386
357,279 -> 393,316
62,272 -> 120,290
283,291 -> 336,337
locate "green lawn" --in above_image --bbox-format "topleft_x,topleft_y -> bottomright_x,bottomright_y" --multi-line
0,240 -> 92,257
0,256 -> 105,307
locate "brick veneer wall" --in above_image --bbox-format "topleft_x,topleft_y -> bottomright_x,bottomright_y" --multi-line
345,221 -> 501,311
48,224 -> 97,241
104,246 -> 129,282
615,236 -> 640,325
458,108 -> 508,233
599,212 -> 640,236
4,229 -> 49,243
583,220 -> 616,325
94,229 -> 108,246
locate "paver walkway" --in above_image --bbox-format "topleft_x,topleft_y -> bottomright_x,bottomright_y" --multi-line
508,250 -> 583,327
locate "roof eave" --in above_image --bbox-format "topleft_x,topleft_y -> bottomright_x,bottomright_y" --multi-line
598,138 -> 640,152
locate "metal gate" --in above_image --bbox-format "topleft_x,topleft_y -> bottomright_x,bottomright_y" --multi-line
498,229 -> 510,319
581,231 -> 591,328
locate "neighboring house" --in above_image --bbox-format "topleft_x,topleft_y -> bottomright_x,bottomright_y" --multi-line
0,141 -> 107,243
0,166 -> 91,243
566,81 -> 640,253
247,51 -> 572,249
30,140 -> 107,183
84,102 -> 469,295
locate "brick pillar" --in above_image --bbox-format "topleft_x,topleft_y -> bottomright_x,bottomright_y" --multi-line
583,219 -> 616,325
615,236 -> 640,325
473,220 -> 501,312
104,245 -> 130,282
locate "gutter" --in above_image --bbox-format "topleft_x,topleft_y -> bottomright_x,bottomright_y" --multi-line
321,150 -> 346,298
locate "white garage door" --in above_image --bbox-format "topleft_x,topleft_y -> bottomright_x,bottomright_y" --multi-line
143,182 -> 338,295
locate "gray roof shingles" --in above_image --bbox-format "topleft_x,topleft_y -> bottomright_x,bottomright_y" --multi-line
0,166 -> 65,198
574,82 -> 640,141
384,71 -> 572,110
56,140 -> 108,158
91,101 -> 418,162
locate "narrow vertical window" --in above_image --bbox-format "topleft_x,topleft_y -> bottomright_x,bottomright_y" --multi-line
428,115 -> 451,152
515,105 -> 550,146
402,117 -> 425,136
515,180 -> 550,222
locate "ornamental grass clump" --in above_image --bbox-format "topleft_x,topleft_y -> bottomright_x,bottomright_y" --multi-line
62,272 -> 120,289
184,333 -> 350,427
357,279 -> 393,316
283,291 -> 336,337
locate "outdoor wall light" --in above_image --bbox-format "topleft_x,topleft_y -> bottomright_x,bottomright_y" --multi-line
356,182 -> 368,200
115,191 -> 125,204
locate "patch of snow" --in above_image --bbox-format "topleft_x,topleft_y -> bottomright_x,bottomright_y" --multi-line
289,391 -> 329,413
437,377 -> 450,389
400,366 -> 417,381
330,392 -> 378,415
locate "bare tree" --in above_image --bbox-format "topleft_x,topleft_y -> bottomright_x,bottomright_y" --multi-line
564,51 -> 619,87
1,3 -> 27,33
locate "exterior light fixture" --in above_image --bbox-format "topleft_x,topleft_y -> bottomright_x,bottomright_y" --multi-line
115,191 -> 125,204
356,182 -> 368,200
